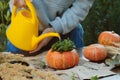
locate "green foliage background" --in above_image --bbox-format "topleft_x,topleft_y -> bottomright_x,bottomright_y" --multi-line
82,0 -> 120,46
0,0 -> 120,51
0,0 -> 11,51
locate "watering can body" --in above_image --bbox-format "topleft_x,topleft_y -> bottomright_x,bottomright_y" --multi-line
6,0 -> 60,51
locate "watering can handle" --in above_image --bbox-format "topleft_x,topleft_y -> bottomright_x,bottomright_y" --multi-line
25,0 -> 37,23
11,6 -> 17,22
11,0 -> 37,23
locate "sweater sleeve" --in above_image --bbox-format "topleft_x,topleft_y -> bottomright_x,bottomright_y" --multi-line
9,0 -> 13,12
50,0 -> 94,34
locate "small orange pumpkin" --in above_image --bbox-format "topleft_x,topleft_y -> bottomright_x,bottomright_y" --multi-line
46,39 -> 79,70
98,31 -> 120,47
83,44 -> 107,62
46,49 -> 79,69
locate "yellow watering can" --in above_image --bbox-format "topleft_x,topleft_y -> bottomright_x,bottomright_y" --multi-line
6,0 -> 60,51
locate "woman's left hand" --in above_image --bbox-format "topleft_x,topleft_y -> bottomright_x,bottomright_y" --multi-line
29,28 -> 55,53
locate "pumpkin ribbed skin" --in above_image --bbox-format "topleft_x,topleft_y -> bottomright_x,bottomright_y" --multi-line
83,44 -> 107,62
98,31 -> 120,47
46,49 -> 79,69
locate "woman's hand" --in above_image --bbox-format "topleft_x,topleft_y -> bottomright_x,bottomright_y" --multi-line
29,28 -> 55,53
12,0 -> 32,8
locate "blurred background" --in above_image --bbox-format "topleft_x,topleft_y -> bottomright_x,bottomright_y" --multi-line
0,0 -> 120,51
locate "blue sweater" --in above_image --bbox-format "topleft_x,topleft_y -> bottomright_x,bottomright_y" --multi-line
9,0 -> 94,34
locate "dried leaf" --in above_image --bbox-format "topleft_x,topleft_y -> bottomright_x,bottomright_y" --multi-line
111,42 -> 120,48
105,54 -> 120,69
105,46 -> 120,55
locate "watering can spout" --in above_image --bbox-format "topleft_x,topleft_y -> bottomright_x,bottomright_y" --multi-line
32,32 -> 60,50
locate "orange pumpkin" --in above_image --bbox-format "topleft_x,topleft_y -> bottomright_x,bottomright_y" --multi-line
83,44 -> 107,62
46,39 -> 79,70
98,31 -> 120,47
46,49 -> 79,69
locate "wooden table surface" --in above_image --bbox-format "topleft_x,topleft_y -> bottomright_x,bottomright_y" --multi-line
25,51 -> 120,80
100,67 -> 120,80
1,51 -> 120,80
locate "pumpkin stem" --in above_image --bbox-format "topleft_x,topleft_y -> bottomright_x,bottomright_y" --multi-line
51,38 -> 76,52
111,31 -> 115,34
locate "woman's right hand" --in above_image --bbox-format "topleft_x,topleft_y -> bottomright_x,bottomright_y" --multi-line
12,0 -> 32,8
12,0 -> 26,7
